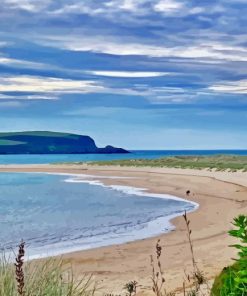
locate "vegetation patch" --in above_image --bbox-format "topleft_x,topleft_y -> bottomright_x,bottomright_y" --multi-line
211,215 -> 247,295
89,155 -> 247,172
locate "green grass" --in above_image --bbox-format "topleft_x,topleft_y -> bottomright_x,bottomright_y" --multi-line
88,155 -> 247,172
211,263 -> 242,296
211,215 -> 247,295
211,256 -> 247,296
0,256 -> 95,296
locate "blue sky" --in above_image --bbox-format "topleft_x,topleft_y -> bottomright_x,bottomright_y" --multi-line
0,0 -> 247,149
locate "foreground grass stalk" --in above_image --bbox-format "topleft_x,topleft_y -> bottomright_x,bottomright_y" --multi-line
15,241 -> 25,296
183,211 -> 208,296
150,240 -> 175,296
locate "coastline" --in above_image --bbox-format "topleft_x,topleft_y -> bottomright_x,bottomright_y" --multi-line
14,172 -> 199,260
0,170 -> 198,261
0,164 -> 247,294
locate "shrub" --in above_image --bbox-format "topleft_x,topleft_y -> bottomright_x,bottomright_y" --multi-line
211,215 -> 247,295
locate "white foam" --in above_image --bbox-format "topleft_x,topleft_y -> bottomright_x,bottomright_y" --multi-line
63,174 -> 199,207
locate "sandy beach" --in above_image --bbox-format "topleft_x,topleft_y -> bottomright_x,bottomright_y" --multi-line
0,164 -> 247,295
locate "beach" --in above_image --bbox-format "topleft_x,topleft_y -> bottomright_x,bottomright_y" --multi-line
0,164 -> 246,295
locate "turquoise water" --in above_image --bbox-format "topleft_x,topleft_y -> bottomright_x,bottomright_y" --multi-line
0,172 -> 196,259
0,150 -> 246,164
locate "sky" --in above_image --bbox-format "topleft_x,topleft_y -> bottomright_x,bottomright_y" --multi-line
0,0 -> 247,149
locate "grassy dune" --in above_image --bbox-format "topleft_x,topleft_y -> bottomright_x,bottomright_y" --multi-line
90,155 -> 247,171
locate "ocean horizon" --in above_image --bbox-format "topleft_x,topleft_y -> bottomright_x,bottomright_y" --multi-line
0,149 -> 247,165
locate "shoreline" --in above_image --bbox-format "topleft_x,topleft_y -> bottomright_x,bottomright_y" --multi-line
0,164 -> 247,294
1,171 -> 199,261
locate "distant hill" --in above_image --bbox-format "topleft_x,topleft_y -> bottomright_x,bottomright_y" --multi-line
0,131 -> 129,154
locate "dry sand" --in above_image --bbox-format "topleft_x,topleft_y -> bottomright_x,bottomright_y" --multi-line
0,164 -> 247,295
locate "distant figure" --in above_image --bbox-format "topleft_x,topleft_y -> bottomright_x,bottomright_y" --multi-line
186,190 -> 190,196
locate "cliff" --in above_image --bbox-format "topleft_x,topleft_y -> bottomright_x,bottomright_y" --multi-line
0,131 -> 129,154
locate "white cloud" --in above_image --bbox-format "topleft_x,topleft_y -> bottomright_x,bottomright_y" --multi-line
38,36 -> 247,63
51,4 -> 104,15
0,75 -> 152,97
3,0 -> 51,12
25,95 -> 59,100
119,0 -> 139,10
87,71 -> 172,77
0,93 -> 58,100
0,57 -> 46,69
51,0 -> 148,16
209,80 -> 247,94
0,76 -> 105,93
154,0 -> 184,14
0,0 -> 232,21
8,75 -> 188,100
108,0 -> 149,12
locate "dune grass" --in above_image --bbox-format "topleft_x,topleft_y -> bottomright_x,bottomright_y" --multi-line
0,247 -> 96,296
89,155 -> 247,172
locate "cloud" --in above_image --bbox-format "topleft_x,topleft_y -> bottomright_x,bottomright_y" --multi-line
0,57 -> 47,69
37,35 -> 247,63
0,93 -> 58,100
153,1 -> 207,16
49,0 -> 149,16
34,0 -> 205,18
119,0 -> 140,11
0,75 -> 156,98
50,3 -> 105,16
0,76 -> 105,93
0,74 -> 198,104
209,80 -> 247,94
105,0 -> 150,13
87,71 -> 172,77
49,0 -> 150,16
3,0 -> 51,12
154,0 -> 184,14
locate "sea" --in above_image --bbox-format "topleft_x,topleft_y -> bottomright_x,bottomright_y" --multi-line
0,150 -> 246,259
0,149 -> 246,164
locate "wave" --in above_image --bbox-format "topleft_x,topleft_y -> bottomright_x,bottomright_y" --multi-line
63,174 -> 199,207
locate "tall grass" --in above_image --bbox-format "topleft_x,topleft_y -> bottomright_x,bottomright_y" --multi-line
0,243 -> 96,296
149,212 -> 208,296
